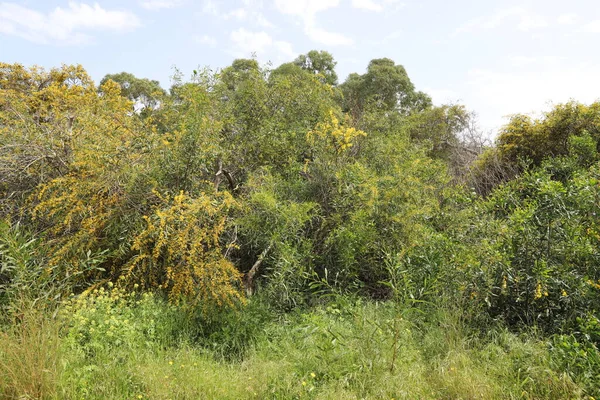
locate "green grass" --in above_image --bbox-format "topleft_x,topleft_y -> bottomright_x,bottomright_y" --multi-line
0,293 -> 589,399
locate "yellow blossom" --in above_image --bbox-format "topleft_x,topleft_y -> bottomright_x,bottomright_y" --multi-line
534,283 -> 542,300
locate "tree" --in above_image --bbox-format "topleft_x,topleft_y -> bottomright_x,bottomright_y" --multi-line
497,101 -> 600,166
220,58 -> 262,92
340,58 -> 431,122
99,72 -> 165,114
471,101 -> 600,195
0,63 -> 116,214
293,50 -> 338,86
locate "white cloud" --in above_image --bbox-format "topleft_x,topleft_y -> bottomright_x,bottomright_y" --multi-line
273,40 -> 295,59
201,0 -> 219,16
305,25 -> 353,45
195,34 -> 217,47
229,27 -> 295,59
582,20 -> 600,33
557,13 -> 577,25
0,2 -> 141,45
274,0 -> 352,45
351,0 -> 405,12
255,13 -> 275,28
230,28 -> 273,54
508,55 -> 563,67
386,30 -> 402,40
224,7 -> 247,20
509,55 -> 537,67
352,0 -> 382,12
200,2 -> 274,29
456,7 -> 548,34
139,0 -> 183,10
465,62 -> 600,133
223,6 -> 274,28
425,87 -> 461,105
274,0 -> 340,24
517,13 -> 548,31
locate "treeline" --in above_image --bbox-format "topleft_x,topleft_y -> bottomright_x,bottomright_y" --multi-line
0,52 -> 599,395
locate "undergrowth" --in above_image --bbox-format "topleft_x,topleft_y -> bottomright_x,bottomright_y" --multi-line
1,290 -> 593,399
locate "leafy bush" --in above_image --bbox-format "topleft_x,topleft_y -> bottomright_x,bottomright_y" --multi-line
59,284 -> 185,396
126,190 -> 243,310
551,314 -> 600,398
466,161 -> 600,332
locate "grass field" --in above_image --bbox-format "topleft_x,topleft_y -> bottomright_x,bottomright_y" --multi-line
0,292 -> 585,399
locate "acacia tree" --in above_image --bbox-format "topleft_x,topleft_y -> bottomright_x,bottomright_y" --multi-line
1,63 -> 246,310
0,63 -> 121,214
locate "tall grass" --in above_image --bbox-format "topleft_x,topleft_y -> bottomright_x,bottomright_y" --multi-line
0,302 -> 61,400
0,292 -> 586,399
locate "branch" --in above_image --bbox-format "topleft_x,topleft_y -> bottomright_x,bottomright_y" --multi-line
215,159 -> 236,192
243,243 -> 273,296
224,225 -> 237,259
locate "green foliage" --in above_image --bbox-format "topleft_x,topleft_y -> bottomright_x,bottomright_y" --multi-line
465,161 -> 600,332
237,171 -> 318,308
186,295 -> 275,361
0,220 -> 42,313
1,299 -> 583,399
58,286 -> 187,399
341,58 -> 432,121
0,220 -> 104,319
498,102 -> 600,166
0,63 -> 115,213
2,57 -> 600,399
469,101 -> 600,196
61,285 -> 180,357
99,71 -> 165,115
550,313 -> 600,397
403,104 -> 473,160
294,50 -> 339,86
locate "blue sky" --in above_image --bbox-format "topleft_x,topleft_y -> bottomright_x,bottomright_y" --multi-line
1,0 -> 599,135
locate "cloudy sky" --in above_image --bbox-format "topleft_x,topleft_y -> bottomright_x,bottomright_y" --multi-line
1,0 -> 599,135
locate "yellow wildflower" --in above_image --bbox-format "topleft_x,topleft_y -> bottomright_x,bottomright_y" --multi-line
534,283 -> 542,300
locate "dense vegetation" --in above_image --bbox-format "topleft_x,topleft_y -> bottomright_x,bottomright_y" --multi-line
0,54 -> 598,399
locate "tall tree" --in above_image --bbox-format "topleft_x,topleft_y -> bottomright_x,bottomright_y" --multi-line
293,50 -> 338,86
99,72 -> 165,113
341,58 -> 431,121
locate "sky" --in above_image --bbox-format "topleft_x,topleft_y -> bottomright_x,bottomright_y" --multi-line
1,0 -> 599,136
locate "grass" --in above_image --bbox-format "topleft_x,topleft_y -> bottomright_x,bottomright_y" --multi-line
0,293 -> 588,399
0,302 -> 61,400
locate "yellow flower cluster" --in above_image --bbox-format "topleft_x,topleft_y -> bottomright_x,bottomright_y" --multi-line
127,190 -> 243,310
307,110 -> 366,154
8,62 -> 147,286
61,285 -> 164,353
587,279 -> 600,290
534,282 -> 549,300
